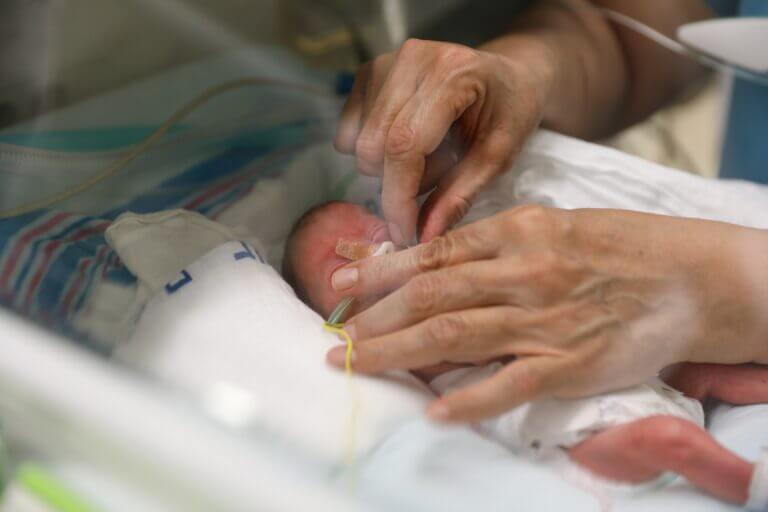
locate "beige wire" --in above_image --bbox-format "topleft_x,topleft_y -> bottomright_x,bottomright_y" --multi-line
0,78 -> 335,219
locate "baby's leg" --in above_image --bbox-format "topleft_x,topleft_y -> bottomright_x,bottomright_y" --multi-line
569,416 -> 752,504
666,362 -> 768,404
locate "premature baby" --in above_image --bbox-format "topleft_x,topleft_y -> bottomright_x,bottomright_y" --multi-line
283,201 -> 768,506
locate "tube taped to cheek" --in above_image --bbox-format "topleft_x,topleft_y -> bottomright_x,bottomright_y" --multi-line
336,240 -> 394,260
372,241 -> 395,256
747,447 -> 768,511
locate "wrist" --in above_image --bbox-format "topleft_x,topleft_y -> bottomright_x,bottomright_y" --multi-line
479,32 -> 563,124
731,229 -> 768,364
692,226 -> 768,365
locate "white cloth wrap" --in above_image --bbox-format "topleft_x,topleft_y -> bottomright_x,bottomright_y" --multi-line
747,447 -> 768,511
109,213 -> 432,466
105,209 -> 266,294
430,363 -> 704,455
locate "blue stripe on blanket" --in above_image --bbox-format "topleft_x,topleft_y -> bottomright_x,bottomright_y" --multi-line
12,216 -> 93,294
0,118 -> 319,349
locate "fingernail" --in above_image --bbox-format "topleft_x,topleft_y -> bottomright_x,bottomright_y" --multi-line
332,267 -> 358,291
327,346 -> 350,367
427,401 -> 451,422
388,222 -> 405,246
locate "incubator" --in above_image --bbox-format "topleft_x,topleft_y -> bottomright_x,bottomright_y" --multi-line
1,2 -> 768,511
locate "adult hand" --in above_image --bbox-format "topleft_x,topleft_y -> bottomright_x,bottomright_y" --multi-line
327,206 -> 768,422
334,39 -> 555,245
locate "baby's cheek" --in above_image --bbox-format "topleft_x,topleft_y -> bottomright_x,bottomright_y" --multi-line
313,271 -> 348,318
315,268 -> 383,319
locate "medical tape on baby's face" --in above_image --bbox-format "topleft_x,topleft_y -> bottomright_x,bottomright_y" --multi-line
335,239 -> 394,261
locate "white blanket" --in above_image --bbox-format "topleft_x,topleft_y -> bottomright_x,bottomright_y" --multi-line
111,129 -> 768,510
115,239 -> 431,467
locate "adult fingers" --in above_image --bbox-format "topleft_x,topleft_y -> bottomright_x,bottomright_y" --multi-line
380,80 -> 483,245
348,257 -> 552,341
354,49 -> 422,176
334,63 -> 369,155
419,128 -> 517,243
355,53 -> 403,175
419,137 -> 460,194
327,306 -> 538,373
428,356 -> 565,423
331,221 -> 499,299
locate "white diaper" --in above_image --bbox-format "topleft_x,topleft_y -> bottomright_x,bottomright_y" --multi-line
430,363 -> 704,456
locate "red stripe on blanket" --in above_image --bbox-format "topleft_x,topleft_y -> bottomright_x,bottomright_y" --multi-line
0,212 -> 71,289
24,222 -> 110,306
59,244 -> 111,314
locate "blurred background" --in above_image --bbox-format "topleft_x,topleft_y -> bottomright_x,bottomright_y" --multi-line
0,0 -> 723,177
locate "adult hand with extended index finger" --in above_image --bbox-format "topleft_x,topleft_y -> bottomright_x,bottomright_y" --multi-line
333,1 -> 713,246
334,38 -> 554,245
326,206 -> 768,423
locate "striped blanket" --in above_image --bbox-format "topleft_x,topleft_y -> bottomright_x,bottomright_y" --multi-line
0,120 -> 322,350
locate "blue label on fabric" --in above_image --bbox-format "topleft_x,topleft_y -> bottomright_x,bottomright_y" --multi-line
165,270 -> 193,294
233,241 -> 264,263
164,243 -> 265,295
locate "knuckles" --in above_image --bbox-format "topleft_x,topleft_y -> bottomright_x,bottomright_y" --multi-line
355,135 -> 383,166
425,315 -> 466,351
398,38 -> 426,59
434,44 -> 479,73
502,204 -> 556,234
497,204 -> 576,252
398,38 -> 478,67
404,273 -> 442,315
385,122 -> 417,158
417,235 -> 456,272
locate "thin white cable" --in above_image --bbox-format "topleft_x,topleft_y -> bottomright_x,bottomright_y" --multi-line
598,7 -> 689,56
598,7 -> 768,85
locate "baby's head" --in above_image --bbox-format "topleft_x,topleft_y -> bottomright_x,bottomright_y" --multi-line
282,201 -> 390,318
283,200 -> 468,381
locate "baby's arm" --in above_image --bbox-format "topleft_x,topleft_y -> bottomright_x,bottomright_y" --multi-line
569,416 -> 752,504
666,363 -> 768,404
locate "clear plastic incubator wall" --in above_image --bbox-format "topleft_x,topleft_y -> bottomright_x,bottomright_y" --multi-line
2,2 -> 768,512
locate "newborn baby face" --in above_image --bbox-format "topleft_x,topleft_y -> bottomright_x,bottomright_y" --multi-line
284,201 -> 464,382
283,201 -> 390,318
